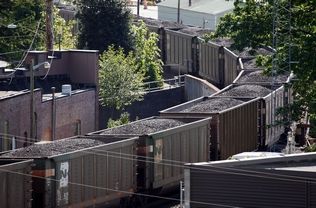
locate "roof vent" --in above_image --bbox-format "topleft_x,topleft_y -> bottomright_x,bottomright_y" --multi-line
62,84 -> 72,96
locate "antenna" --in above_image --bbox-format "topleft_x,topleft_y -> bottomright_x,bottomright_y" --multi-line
271,0 -> 294,148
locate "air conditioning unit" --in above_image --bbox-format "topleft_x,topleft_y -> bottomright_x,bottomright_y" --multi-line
62,84 -> 72,96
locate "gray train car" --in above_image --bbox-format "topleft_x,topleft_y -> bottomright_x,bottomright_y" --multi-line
198,39 -> 224,87
232,70 -> 292,146
0,136 -> 137,208
223,47 -> 240,87
164,28 -> 197,74
0,159 -> 33,208
88,116 -> 211,192
159,97 -> 262,160
184,152 -> 316,208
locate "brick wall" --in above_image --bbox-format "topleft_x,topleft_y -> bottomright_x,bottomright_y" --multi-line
0,89 -> 96,151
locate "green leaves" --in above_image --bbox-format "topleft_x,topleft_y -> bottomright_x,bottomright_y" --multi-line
131,21 -> 163,85
75,0 -> 133,53
99,46 -> 145,110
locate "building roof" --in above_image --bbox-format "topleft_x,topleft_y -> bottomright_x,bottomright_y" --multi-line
188,152 -> 316,173
0,90 -> 28,100
157,0 -> 235,15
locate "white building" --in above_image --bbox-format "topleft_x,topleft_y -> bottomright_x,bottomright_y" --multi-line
157,0 -> 235,30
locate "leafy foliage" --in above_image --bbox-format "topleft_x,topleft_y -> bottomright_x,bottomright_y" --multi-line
0,0 -> 43,62
214,0 -> 316,123
131,21 -> 163,85
99,46 -> 145,110
107,112 -> 130,128
52,7 -> 77,49
0,1 -> 77,63
215,0 -> 272,51
75,0 -> 133,53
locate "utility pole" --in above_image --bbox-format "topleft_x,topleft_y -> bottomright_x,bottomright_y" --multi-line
177,0 -> 180,23
46,0 -> 54,51
137,0 -> 140,17
30,59 -> 35,140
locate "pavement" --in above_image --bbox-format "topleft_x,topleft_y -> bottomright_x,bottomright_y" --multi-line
128,5 -> 158,19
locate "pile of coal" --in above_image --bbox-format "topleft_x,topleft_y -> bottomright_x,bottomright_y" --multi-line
1,137 -> 104,158
180,98 -> 244,113
219,84 -> 272,97
100,119 -> 185,135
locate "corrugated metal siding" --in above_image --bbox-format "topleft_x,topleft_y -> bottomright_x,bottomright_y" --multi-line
69,158 -> 82,204
198,41 -> 221,86
165,29 -> 194,73
83,155 -> 95,202
96,152 -> 107,199
0,160 -> 33,208
223,47 -> 239,87
219,99 -> 259,159
152,119 -> 211,189
264,86 -> 285,146
190,168 -> 310,208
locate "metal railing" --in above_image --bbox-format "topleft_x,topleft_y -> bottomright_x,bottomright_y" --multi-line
143,75 -> 185,92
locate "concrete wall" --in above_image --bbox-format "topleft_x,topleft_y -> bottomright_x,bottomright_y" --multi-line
0,89 -> 96,151
99,86 -> 185,129
184,74 -> 219,101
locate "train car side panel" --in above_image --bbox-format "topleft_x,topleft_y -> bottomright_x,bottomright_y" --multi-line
264,86 -> 285,146
0,159 -> 33,208
150,118 -> 211,189
223,47 -> 239,87
218,99 -> 259,159
198,41 -> 221,86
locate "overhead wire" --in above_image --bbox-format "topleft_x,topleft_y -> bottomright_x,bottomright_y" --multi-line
0,19 -> 42,79
1,132 -> 316,184
0,167 -> 241,208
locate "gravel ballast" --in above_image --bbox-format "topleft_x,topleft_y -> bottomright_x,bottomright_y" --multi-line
219,85 -> 273,97
100,119 -> 185,135
180,98 -> 244,113
237,71 -> 289,83
1,138 -> 105,158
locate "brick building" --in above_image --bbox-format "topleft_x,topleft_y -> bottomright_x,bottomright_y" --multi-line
0,50 -> 99,151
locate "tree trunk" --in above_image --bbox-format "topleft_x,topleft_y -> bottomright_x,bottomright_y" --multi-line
46,0 -> 54,51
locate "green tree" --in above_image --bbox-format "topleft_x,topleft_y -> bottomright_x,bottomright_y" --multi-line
74,0 -> 133,53
213,0 -> 316,122
0,1 -> 76,63
53,6 -> 77,49
214,0 -> 272,51
131,21 -> 163,85
0,0 -> 43,62
107,112 -> 130,128
99,46 -> 145,111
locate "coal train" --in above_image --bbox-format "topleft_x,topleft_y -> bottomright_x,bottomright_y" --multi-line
0,19 -> 292,207
0,117 -> 212,207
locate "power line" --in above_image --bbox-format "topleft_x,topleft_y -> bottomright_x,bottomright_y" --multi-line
0,166 -> 241,208
1,132 -> 316,184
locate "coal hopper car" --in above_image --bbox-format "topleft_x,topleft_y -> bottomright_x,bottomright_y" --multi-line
0,136 -> 138,208
0,159 -> 33,208
88,116 -> 212,194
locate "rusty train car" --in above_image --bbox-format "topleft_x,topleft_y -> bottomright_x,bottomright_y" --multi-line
0,116 -> 211,208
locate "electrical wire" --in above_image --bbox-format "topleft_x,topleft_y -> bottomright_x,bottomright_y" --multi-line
0,19 -> 42,79
1,132 -> 316,184
0,167 -> 241,208
0,50 -> 26,56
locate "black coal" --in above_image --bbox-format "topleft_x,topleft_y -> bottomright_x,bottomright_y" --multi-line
1,137 -> 104,158
100,119 -> 185,135
180,98 -> 244,113
219,84 -> 272,97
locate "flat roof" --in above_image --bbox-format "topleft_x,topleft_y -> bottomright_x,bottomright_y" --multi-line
42,89 -> 92,101
158,0 -> 235,15
0,90 -> 27,100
